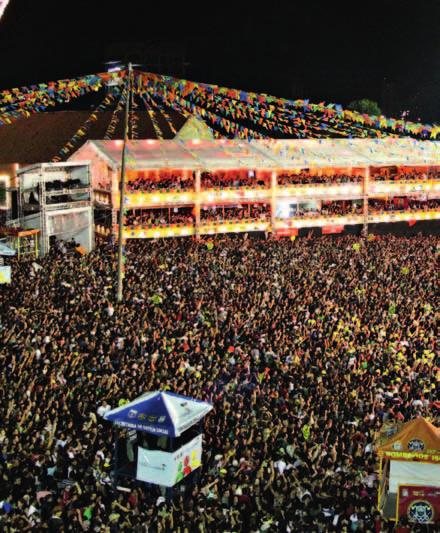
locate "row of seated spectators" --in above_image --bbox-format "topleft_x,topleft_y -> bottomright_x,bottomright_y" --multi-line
105,169 -> 440,193
299,199 -> 439,218
200,172 -> 268,189
278,172 -> 363,186
123,172 -> 364,192
126,174 -> 194,192
369,198 -> 440,212
123,198 -> 439,228
200,204 -> 270,221
124,205 -> 272,227
320,202 -> 363,216
373,169 -> 440,181
125,208 -> 194,227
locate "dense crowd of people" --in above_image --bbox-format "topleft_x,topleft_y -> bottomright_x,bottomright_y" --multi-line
126,174 -> 195,193
0,233 -> 438,532
200,172 -> 268,189
125,208 -> 194,228
123,205 -> 272,228
200,205 -> 270,222
96,168 -> 440,195
277,173 -> 363,186
121,198 -> 438,229
369,199 -> 440,213
372,169 -> 440,181
319,201 -> 363,217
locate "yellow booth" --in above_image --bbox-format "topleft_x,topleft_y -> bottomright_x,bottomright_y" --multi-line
377,417 -> 440,524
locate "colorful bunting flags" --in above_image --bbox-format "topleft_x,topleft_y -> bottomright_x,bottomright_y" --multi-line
0,69 -> 438,156
52,93 -> 117,162
104,88 -> 126,140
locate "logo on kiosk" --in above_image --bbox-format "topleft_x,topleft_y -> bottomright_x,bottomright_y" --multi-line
392,441 -> 403,451
408,500 -> 434,524
408,439 -> 425,452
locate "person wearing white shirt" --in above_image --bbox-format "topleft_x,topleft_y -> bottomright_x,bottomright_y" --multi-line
97,402 -> 111,418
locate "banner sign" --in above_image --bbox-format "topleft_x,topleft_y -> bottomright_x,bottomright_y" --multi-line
0,265 -> 11,283
382,451 -> 440,462
136,434 -> 202,487
276,228 -> 299,237
397,485 -> 440,524
322,224 -> 344,234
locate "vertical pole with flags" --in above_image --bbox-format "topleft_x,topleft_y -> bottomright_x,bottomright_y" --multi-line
363,166 -> 369,237
116,63 -> 132,303
270,170 -> 277,236
195,170 -> 201,239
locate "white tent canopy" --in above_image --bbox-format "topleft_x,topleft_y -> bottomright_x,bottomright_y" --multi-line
76,138 -> 440,171
174,116 -> 215,141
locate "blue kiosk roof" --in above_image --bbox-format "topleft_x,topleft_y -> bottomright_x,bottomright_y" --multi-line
104,391 -> 213,437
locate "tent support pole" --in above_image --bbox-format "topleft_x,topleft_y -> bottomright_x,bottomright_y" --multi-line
116,63 -> 132,303
195,170 -> 201,239
363,166 -> 369,237
270,170 -> 277,235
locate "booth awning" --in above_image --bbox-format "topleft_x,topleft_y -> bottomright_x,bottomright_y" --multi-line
104,391 -> 213,437
378,418 -> 440,462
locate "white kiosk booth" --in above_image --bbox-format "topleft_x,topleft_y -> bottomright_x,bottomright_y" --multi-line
104,391 -> 212,492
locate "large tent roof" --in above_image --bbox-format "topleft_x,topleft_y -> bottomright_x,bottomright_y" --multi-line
104,391 -> 213,437
378,418 -> 440,462
80,138 -> 440,170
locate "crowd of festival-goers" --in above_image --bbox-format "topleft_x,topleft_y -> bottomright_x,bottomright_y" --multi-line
126,174 -> 194,192
120,198 -> 440,229
0,231 -> 438,532
112,169 -> 440,193
277,173 -> 363,186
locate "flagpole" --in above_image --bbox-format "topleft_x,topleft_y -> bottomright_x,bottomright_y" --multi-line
116,62 -> 132,303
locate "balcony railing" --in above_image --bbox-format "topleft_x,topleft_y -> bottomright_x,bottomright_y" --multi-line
120,209 -> 440,239
370,180 -> 440,195
106,179 -> 440,209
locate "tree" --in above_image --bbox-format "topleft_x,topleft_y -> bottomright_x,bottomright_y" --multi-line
348,99 -> 382,116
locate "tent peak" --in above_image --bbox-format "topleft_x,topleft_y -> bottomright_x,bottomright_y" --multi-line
175,116 -> 216,141
104,390 -> 213,437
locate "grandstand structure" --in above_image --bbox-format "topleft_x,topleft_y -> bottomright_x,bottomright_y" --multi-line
0,69 -> 439,239
71,138 -> 440,239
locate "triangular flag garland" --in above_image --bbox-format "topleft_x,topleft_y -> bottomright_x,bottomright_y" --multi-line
104,87 -> 127,140
52,93 -> 117,162
140,93 -> 164,140
0,69 -> 438,161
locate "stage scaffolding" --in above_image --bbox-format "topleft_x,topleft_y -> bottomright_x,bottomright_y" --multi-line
18,162 -> 94,255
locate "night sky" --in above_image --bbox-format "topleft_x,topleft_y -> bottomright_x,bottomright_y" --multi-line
0,0 -> 439,122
